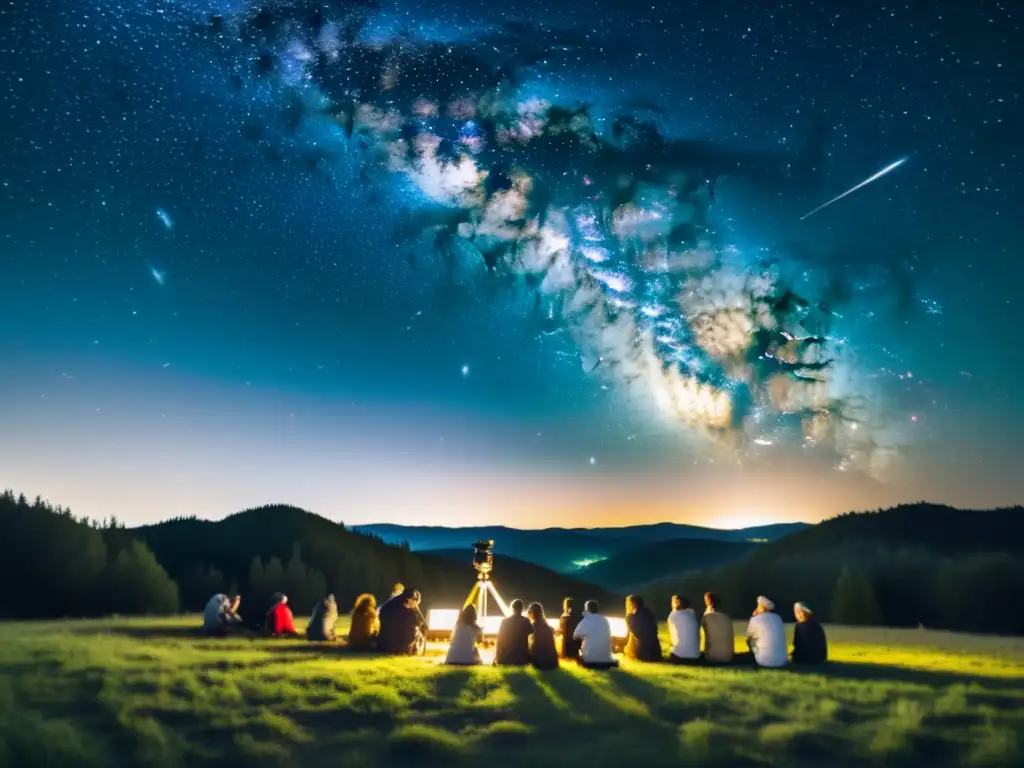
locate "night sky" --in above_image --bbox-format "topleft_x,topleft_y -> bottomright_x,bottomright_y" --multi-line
1,1 -> 1020,529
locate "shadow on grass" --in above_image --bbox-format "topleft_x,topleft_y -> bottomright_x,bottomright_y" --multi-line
784,661 -> 1023,690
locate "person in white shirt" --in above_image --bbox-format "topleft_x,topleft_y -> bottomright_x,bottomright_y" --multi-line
667,595 -> 701,663
201,593 -> 242,636
743,595 -> 788,668
572,599 -> 619,669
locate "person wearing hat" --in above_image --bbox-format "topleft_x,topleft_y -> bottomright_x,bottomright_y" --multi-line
791,602 -> 828,663
742,595 -> 787,668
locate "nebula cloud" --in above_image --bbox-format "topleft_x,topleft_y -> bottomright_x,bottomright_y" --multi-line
199,1 -> 898,474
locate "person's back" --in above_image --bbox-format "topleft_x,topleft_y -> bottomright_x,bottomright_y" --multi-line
445,611 -> 484,666
702,610 -> 734,663
308,595 -> 339,642
574,602 -> 617,668
558,602 -> 581,658
495,602 -> 532,666
624,601 -> 661,662
747,611 -> 787,668
348,594 -> 380,650
376,594 -> 413,654
792,616 -> 828,664
202,594 -> 229,634
668,602 -> 700,661
266,598 -> 298,637
528,603 -> 559,671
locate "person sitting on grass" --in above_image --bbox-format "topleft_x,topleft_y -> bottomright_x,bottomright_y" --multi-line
624,594 -> 662,662
701,592 -> 734,664
347,593 -> 379,650
557,597 -> 581,659
201,593 -> 243,636
494,599 -> 533,666
445,604 -> 484,666
307,594 -> 339,642
667,595 -> 700,664
739,595 -> 787,668
573,600 -> 619,669
791,602 -> 828,664
377,582 -> 405,615
528,602 -> 559,671
265,593 -> 300,637
377,588 -> 426,655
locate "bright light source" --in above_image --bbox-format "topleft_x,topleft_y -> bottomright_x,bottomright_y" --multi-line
427,609 -> 459,633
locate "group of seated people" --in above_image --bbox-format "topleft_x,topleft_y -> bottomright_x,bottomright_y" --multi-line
200,583 -> 430,655
200,584 -> 828,670
443,591 -> 827,670
661,592 -> 827,667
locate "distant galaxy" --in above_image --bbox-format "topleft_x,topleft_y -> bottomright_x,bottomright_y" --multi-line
0,0 -> 1020,527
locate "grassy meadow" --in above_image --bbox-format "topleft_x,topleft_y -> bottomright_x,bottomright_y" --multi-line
1,615 -> 1021,767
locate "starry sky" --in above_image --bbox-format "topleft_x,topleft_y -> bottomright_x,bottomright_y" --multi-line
1,0 -> 1021,529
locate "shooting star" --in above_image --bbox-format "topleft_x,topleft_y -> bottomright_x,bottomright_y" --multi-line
155,207 -> 174,229
801,157 -> 908,220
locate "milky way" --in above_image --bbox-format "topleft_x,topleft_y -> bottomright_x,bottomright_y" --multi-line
191,0 -> 904,474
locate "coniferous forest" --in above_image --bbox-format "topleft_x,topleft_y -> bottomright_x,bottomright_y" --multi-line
0,490 -> 620,622
3,490 -> 1023,635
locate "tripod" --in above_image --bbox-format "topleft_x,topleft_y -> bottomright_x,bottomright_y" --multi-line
462,572 -> 510,628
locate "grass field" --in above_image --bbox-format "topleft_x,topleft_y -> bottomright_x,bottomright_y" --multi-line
1,616 -> 1021,767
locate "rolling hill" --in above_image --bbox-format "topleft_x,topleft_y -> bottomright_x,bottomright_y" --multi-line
131,504 -> 620,617
571,538 -> 758,592
353,521 -> 807,573
644,503 -> 1024,635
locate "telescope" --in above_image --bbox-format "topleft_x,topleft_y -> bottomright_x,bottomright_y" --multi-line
472,540 -> 494,579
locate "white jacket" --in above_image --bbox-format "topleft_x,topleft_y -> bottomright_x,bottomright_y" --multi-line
746,611 -> 788,668
667,608 -> 700,659
202,593 -> 230,630
573,612 -> 615,664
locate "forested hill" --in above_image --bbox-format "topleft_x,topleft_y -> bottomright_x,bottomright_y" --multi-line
744,503 -> 1024,560
2,492 -> 618,621
132,504 -> 619,618
645,503 -> 1024,636
575,538 -> 757,592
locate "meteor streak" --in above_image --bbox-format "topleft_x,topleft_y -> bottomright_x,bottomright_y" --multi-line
801,157 -> 908,220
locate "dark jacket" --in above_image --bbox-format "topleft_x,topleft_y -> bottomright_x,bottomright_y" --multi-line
792,619 -> 828,663
494,613 -> 533,666
377,599 -> 422,655
530,620 -> 559,671
624,606 -> 662,661
559,612 -> 581,658
307,597 -> 339,642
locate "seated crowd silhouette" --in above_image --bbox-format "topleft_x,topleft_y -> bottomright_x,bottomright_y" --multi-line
200,585 -> 828,669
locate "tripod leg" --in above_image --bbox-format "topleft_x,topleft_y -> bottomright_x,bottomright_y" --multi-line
463,582 -> 480,611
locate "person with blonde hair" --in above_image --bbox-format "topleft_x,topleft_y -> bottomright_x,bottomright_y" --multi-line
348,592 -> 380,650
445,604 -> 484,665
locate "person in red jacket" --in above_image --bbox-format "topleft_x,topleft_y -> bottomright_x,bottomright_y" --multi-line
266,593 -> 299,637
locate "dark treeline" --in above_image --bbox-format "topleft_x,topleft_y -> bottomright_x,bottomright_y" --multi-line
0,491 -> 179,618
0,493 -> 619,621
646,505 -> 1024,636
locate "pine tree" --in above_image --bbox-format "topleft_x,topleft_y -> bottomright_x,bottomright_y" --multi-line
832,565 -> 884,625
284,543 -> 310,607
105,541 -> 180,615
